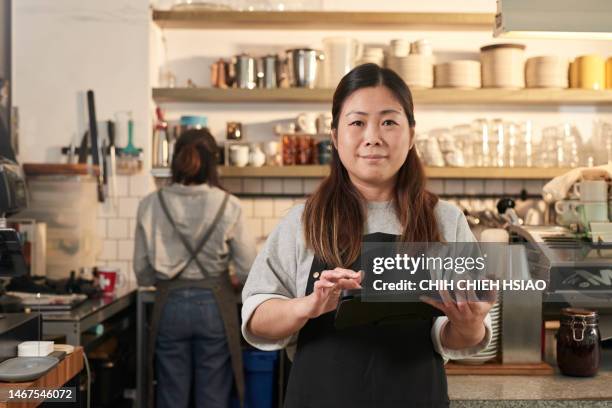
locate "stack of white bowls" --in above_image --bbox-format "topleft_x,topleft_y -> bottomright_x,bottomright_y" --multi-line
453,296 -> 501,365
386,55 -> 434,89
525,56 -> 569,88
356,47 -> 385,67
480,43 -> 526,88
434,60 -> 481,88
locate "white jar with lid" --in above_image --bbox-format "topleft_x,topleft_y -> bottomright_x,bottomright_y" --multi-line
480,43 -> 526,88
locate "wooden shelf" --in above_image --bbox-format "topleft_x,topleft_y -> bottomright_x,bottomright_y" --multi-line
152,166 -> 570,180
152,87 -> 612,105
152,10 -> 494,30
153,87 -> 332,104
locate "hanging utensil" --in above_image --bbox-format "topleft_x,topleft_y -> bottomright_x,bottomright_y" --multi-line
86,90 -> 105,202
107,120 -> 118,210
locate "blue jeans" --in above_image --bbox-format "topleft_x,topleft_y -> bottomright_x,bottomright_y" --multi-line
155,287 -> 232,408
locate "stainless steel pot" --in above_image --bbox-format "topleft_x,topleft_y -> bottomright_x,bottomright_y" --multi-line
285,48 -> 324,89
257,55 -> 280,89
231,53 -> 257,89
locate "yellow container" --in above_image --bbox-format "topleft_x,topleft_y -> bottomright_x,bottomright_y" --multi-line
575,54 -> 606,90
606,57 -> 612,89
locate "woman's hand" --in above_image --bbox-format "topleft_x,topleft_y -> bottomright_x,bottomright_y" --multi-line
421,288 -> 496,349
295,268 -> 362,320
248,268 -> 361,341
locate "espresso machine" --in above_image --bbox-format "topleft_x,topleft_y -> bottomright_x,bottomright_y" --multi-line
504,224 -> 612,363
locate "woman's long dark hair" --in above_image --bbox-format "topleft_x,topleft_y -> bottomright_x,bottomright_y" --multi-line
302,63 -> 441,267
171,128 -> 222,188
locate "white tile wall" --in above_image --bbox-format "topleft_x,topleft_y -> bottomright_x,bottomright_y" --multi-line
96,172 -> 157,277
222,178 -> 243,193
283,179 -> 304,194
243,179 -> 263,194
254,199 -> 275,217
427,179 -> 444,195
484,180 -> 504,195
100,240 -> 118,261
303,179 -> 321,194
118,197 -> 139,218
263,178 -> 283,194
274,198 -> 295,217
96,175 -> 549,275
107,218 -> 129,239
118,240 -> 135,261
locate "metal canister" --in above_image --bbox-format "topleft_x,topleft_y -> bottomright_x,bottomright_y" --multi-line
257,55 -> 279,89
232,53 -> 257,89
286,48 -> 324,89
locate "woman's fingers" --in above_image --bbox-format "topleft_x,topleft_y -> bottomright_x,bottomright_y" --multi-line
320,269 -> 360,282
314,279 -> 335,290
420,295 -> 447,314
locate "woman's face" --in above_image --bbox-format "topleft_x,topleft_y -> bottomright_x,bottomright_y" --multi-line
333,85 -> 414,188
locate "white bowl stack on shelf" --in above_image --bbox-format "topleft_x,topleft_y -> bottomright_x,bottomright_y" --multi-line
452,294 -> 502,365
434,60 -> 481,88
385,38 -> 434,89
386,54 -> 434,89
480,43 -> 526,88
525,56 -> 569,88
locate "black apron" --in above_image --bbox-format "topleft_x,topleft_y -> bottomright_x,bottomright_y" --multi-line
284,232 -> 449,408
147,188 -> 245,408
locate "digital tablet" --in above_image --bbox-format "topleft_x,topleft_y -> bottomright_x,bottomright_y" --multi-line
334,289 -> 444,330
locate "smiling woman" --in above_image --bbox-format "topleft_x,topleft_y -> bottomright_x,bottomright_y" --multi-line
241,64 -> 494,408
304,63 -> 440,268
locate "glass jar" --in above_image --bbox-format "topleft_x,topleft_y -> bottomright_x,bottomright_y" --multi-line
180,116 -> 208,134
556,308 -> 601,377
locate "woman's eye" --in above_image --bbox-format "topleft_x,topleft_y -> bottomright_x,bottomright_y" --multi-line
349,120 -> 364,127
382,119 -> 398,126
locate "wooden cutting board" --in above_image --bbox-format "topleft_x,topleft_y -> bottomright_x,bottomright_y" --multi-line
445,361 -> 554,375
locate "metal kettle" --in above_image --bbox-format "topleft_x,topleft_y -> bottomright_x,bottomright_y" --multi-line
229,53 -> 257,89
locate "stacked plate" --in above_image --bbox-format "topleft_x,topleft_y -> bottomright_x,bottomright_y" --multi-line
386,55 -> 434,89
480,43 -> 526,88
525,56 -> 569,88
434,60 -> 481,89
452,298 -> 501,365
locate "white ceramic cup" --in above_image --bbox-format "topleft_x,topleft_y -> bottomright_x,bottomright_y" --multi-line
572,180 -> 610,202
248,144 -> 266,167
263,140 -> 281,166
578,202 -> 609,226
316,113 -> 332,135
555,200 -> 580,226
555,200 -> 580,214
390,39 -> 410,57
229,145 -> 249,167
297,112 -> 318,134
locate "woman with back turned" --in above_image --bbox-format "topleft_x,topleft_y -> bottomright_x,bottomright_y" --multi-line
134,128 -> 256,408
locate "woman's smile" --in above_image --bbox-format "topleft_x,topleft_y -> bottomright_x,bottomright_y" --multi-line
358,153 -> 389,163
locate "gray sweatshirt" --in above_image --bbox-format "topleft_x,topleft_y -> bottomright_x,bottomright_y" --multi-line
241,200 -> 492,360
133,183 -> 256,286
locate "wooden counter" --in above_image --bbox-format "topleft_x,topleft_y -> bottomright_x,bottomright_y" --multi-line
0,347 -> 84,408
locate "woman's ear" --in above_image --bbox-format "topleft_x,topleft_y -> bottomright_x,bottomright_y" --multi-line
408,127 -> 416,150
331,129 -> 338,149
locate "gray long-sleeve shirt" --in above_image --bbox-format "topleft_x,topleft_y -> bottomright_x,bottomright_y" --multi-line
241,200 -> 492,360
133,183 -> 256,286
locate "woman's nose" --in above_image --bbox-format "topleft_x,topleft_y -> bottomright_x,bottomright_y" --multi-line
363,124 -> 383,145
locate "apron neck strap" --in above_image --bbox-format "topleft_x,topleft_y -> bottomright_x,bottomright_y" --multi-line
157,187 -> 230,280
